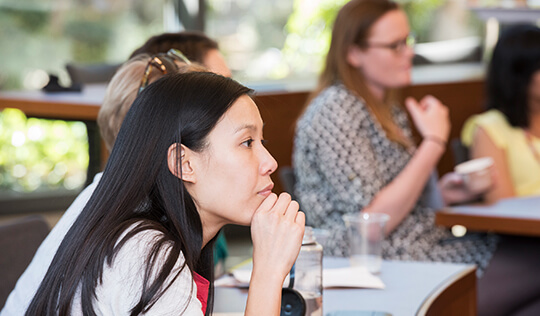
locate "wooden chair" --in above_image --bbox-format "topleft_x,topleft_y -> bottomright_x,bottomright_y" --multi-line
0,215 -> 50,308
450,138 -> 470,165
65,62 -> 121,85
279,166 -> 297,201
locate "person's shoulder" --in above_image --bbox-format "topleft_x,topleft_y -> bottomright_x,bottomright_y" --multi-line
105,223 -> 189,289
315,83 -> 361,105
473,109 -> 510,127
116,223 -> 173,258
462,109 -> 512,147
96,224 -> 198,315
303,83 -> 365,121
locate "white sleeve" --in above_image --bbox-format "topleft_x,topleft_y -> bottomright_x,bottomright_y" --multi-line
93,229 -> 204,316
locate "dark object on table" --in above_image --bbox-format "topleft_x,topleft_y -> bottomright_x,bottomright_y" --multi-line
281,263 -> 306,316
281,288 -> 306,316
65,62 -> 120,85
42,74 -> 81,93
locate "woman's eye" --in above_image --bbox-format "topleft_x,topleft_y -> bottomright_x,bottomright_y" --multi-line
261,139 -> 268,147
242,138 -> 254,147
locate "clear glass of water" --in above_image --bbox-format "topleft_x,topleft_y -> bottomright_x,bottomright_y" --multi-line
343,213 -> 389,274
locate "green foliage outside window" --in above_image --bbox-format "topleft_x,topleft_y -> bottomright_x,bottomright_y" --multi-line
0,0 -> 166,196
280,0 -> 445,79
0,108 -> 89,192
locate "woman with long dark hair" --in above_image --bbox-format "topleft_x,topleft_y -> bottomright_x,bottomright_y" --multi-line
27,72 -> 305,315
462,24 -> 540,203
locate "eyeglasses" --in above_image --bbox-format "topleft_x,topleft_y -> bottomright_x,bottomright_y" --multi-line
364,34 -> 416,54
138,48 -> 191,94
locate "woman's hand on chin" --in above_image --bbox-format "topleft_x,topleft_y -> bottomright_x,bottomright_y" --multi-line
250,192 -> 305,281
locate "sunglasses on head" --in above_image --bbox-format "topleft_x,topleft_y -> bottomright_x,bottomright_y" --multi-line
138,48 -> 191,94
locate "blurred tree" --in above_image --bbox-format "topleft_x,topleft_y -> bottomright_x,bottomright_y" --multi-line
279,0 -> 445,78
0,109 -> 89,192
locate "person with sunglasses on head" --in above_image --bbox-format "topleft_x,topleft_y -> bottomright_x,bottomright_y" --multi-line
293,0 -> 498,278
1,32 -> 229,316
25,71 -> 305,315
129,31 -> 231,78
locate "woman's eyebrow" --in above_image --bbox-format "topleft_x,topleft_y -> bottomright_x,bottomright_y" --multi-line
234,124 -> 258,133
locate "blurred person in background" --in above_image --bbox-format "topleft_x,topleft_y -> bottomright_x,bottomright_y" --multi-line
293,1 -> 540,314
129,31 -> 231,79
462,24 -> 540,204
294,0 -> 495,268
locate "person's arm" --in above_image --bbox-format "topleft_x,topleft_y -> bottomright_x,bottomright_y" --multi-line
246,193 -> 305,316
365,96 -> 450,233
295,90 -> 448,235
366,138 -> 445,232
469,126 -> 515,203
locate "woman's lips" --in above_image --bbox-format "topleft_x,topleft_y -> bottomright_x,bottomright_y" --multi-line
258,183 -> 274,196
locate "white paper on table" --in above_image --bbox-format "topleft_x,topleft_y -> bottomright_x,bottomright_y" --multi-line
323,266 -> 385,289
215,266 -> 384,290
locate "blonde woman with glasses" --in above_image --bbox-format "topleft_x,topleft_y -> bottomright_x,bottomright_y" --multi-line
293,0 -> 498,275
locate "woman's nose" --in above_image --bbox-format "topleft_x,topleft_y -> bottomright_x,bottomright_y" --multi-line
260,147 -> 278,175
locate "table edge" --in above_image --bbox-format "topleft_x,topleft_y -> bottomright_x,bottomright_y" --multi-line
416,265 -> 476,315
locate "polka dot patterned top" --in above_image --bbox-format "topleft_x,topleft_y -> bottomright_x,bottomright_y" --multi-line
293,83 -> 498,275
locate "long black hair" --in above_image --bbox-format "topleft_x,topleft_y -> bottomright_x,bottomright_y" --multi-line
26,72 -> 252,315
486,24 -> 540,127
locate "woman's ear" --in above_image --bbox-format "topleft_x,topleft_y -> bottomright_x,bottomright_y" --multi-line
347,45 -> 364,68
167,143 -> 196,183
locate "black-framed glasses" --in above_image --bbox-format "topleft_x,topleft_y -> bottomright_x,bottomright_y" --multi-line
365,34 -> 416,54
138,48 -> 191,94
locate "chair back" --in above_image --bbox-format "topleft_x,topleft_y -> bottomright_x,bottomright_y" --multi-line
450,138 -> 470,165
66,63 -> 121,85
279,166 -> 297,200
0,215 -> 50,308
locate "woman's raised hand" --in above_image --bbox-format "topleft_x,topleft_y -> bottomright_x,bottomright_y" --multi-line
405,95 -> 450,143
245,194 -> 305,316
250,193 -> 305,281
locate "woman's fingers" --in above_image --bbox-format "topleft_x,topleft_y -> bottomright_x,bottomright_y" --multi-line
250,192 -> 305,278
284,200 -> 300,221
294,209 -> 306,226
405,97 -> 421,118
273,192 -> 292,215
254,192 -> 278,214
406,95 -> 450,141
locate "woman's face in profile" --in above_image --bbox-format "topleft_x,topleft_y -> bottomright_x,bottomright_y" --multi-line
187,95 -> 278,227
349,9 -> 414,97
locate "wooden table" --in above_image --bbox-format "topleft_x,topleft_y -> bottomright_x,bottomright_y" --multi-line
0,85 -> 107,182
214,258 -> 477,316
0,85 -> 104,120
436,196 -> 540,237
0,68 -> 488,193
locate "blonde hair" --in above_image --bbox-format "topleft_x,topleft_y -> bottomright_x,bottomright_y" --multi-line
311,0 -> 411,147
98,55 -> 207,151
